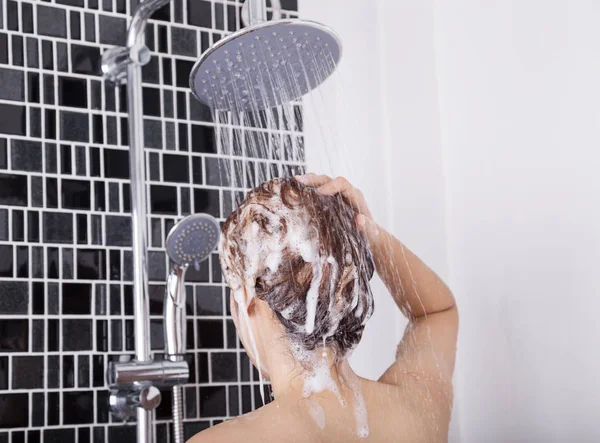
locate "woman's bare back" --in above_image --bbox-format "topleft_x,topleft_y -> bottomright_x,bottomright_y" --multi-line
189,375 -> 451,443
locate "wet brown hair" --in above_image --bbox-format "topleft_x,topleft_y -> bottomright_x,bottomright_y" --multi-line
219,178 -> 375,358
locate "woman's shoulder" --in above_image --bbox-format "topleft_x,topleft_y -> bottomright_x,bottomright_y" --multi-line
186,416 -> 259,443
186,404 -> 299,443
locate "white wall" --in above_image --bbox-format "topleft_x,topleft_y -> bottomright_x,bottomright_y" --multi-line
300,3 -> 454,437
434,1 -> 600,441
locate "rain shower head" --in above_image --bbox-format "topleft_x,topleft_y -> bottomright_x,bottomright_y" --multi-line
165,214 -> 220,267
189,19 -> 342,112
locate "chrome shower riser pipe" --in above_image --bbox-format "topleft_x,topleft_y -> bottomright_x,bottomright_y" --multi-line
102,1 -> 172,442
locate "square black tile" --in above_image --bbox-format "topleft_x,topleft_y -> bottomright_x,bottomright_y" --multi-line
197,320 -> 224,349
12,356 -> 44,389
142,87 -> 161,117
104,148 -> 130,179
0,103 -> 26,136
63,391 -> 94,424
150,185 -> 178,214
191,125 -> 216,153
59,77 -> 88,108
62,282 -> 92,314
43,212 -> 73,244
0,68 -> 24,101
211,352 -> 237,382
196,285 -> 223,316
199,386 -> 226,417
62,320 -> 92,351
77,249 -> 106,280
188,0 -> 212,28
0,394 -> 28,428
60,111 -> 89,142
163,154 -> 189,183
71,44 -> 102,75
62,179 -> 91,209
205,157 -> 231,186
171,26 -> 197,57
106,216 -> 132,246
144,119 -> 162,149
193,188 -> 220,218
0,282 -> 27,314
0,320 -> 28,352
175,59 -> 194,87
10,139 -> 42,173
98,16 -> 126,45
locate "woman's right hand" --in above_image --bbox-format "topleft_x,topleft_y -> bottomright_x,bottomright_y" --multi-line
294,174 -> 383,250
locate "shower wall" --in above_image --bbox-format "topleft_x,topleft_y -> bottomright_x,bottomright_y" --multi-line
0,0 -> 301,441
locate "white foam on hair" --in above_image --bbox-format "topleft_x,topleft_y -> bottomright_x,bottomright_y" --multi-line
305,258 -> 325,335
220,185 -> 321,315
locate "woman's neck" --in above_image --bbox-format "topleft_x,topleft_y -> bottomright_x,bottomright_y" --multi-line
264,344 -> 354,402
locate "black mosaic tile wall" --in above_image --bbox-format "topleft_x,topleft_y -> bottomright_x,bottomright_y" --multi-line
0,0 -> 303,441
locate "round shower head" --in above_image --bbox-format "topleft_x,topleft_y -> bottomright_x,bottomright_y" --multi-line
165,214 -> 220,267
189,19 -> 342,112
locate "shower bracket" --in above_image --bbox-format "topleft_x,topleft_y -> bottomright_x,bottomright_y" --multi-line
107,359 -> 189,421
101,44 -> 151,84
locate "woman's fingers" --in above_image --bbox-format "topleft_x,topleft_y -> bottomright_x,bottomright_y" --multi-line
316,177 -> 372,218
294,173 -> 332,187
315,176 -> 353,196
297,174 -> 373,219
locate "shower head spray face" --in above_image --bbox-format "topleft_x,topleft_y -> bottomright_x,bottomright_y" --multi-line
165,214 -> 221,267
189,20 -> 342,112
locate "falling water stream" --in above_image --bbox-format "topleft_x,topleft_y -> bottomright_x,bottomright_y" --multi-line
205,27 -> 445,441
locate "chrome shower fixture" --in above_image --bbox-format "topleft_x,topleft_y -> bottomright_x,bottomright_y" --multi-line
164,213 -> 221,362
163,213 -> 220,443
189,0 -> 343,112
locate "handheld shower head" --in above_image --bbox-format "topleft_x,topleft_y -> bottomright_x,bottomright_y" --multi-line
189,19 -> 342,112
163,214 -> 220,361
165,213 -> 220,268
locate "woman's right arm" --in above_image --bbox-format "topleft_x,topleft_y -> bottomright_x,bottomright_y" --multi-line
296,174 -> 458,390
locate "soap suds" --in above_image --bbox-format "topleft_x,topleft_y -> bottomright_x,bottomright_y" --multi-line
305,258 -> 325,335
235,292 -> 266,406
342,362 -> 370,439
308,399 -> 326,430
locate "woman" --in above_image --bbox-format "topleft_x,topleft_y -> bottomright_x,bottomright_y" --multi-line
189,174 -> 458,442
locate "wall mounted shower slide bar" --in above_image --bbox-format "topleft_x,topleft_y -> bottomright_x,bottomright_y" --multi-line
101,1 -> 187,443
101,0 -> 271,441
